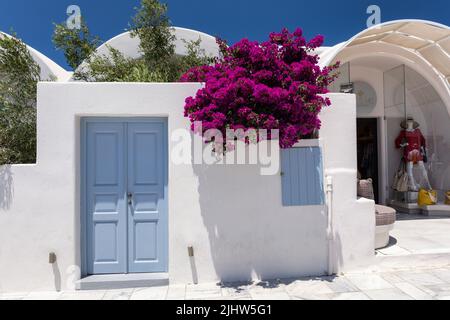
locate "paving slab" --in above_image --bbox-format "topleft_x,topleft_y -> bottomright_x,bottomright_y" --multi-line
364,288 -> 414,300
394,282 -> 433,300
166,285 -> 187,300
60,290 -> 106,300
317,292 -> 370,300
102,289 -> 133,300
130,287 -> 168,300
396,271 -> 445,286
345,274 -> 394,291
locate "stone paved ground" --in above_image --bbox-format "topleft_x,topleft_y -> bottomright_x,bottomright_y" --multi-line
2,265 -> 450,300
377,215 -> 450,256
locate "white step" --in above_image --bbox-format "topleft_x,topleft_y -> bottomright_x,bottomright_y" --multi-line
390,200 -> 450,216
390,200 -> 422,214
422,204 -> 450,217
76,273 -> 169,291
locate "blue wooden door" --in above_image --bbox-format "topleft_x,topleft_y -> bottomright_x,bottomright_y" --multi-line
84,119 -> 168,275
86,122 -> 128,274
127,121 -> 168,273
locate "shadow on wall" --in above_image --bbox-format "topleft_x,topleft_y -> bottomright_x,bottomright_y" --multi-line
193,162 -> 273,282
52,260 -> 62,292
325,183 -> 344,274
192,152 -> 329,283
0,165 -> 13,210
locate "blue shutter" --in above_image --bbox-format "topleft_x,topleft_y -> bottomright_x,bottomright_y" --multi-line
281,147 -> 325,206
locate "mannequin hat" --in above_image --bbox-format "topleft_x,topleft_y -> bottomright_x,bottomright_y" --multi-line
401,116 -> 420,129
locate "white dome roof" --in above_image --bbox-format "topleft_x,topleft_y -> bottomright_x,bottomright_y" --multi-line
0,31 -> 71,82
72,27 -> 220,80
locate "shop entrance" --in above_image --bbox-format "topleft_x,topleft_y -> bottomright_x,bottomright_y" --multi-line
357,118 -> 380,203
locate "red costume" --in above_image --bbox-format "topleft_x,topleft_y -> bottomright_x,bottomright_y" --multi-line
395,129 -> 426,163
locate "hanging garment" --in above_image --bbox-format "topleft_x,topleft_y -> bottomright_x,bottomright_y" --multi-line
392,159 -> 408,192
361,143 -> 375,179
395,129 -> 427,164
396,170 -> 409,193
406,161 -> 432,191
393,159 -> 409,192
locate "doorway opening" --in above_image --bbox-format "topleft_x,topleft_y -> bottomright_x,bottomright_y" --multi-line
81,117 -> 169,277
357,118 -> 380,203
329,47 -> 450,262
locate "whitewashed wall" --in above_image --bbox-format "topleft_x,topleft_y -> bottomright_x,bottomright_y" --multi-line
320,94 -> 376,272
0,83 -> 374,293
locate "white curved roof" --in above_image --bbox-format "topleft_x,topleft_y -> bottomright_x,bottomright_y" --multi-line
320,20 -> 450,86
319,20 -> 450,113
73,27 -> 220,79
0,31 -> 71,82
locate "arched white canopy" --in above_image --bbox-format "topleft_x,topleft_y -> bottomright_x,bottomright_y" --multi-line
319,20 -> 450,112
0,31 -> 71,82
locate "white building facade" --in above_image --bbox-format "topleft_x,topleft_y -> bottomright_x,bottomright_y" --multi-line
0,20 -> 449,293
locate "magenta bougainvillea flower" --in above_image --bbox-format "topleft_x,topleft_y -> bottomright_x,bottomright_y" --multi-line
180,28 -> 340,149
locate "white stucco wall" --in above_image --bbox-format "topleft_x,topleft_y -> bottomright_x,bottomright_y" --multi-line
320,94 -> 376,272
0,83 -> 374,293
350,66 -> 385,119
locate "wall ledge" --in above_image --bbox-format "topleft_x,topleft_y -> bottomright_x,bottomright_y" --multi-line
292,139 -> 320,148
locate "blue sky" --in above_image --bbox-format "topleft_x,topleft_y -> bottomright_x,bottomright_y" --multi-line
1,0 -> 449,70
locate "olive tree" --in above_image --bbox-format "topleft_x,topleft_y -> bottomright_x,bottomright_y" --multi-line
0,34 -> 40,164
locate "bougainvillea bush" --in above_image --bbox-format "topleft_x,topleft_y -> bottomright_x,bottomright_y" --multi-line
180,28 -> 339,149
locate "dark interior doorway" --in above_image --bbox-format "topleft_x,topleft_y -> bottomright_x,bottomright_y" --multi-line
357,118 -> 379,203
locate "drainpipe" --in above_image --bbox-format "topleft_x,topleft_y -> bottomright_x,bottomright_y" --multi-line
326,175 -> 334,276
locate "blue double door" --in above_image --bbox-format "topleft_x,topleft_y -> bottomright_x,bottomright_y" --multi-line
83,118 -> 168,275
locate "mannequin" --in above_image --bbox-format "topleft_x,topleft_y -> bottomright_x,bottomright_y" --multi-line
395,117 -> 432,192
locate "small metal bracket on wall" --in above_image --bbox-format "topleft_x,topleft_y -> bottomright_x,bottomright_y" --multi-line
49,252 -> 57,264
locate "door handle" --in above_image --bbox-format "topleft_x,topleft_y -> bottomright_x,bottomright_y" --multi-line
127,192 -> 133,205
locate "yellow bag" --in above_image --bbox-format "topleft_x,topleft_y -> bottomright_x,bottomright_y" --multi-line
418,189 -> 437,206
445,192 -> 450,205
